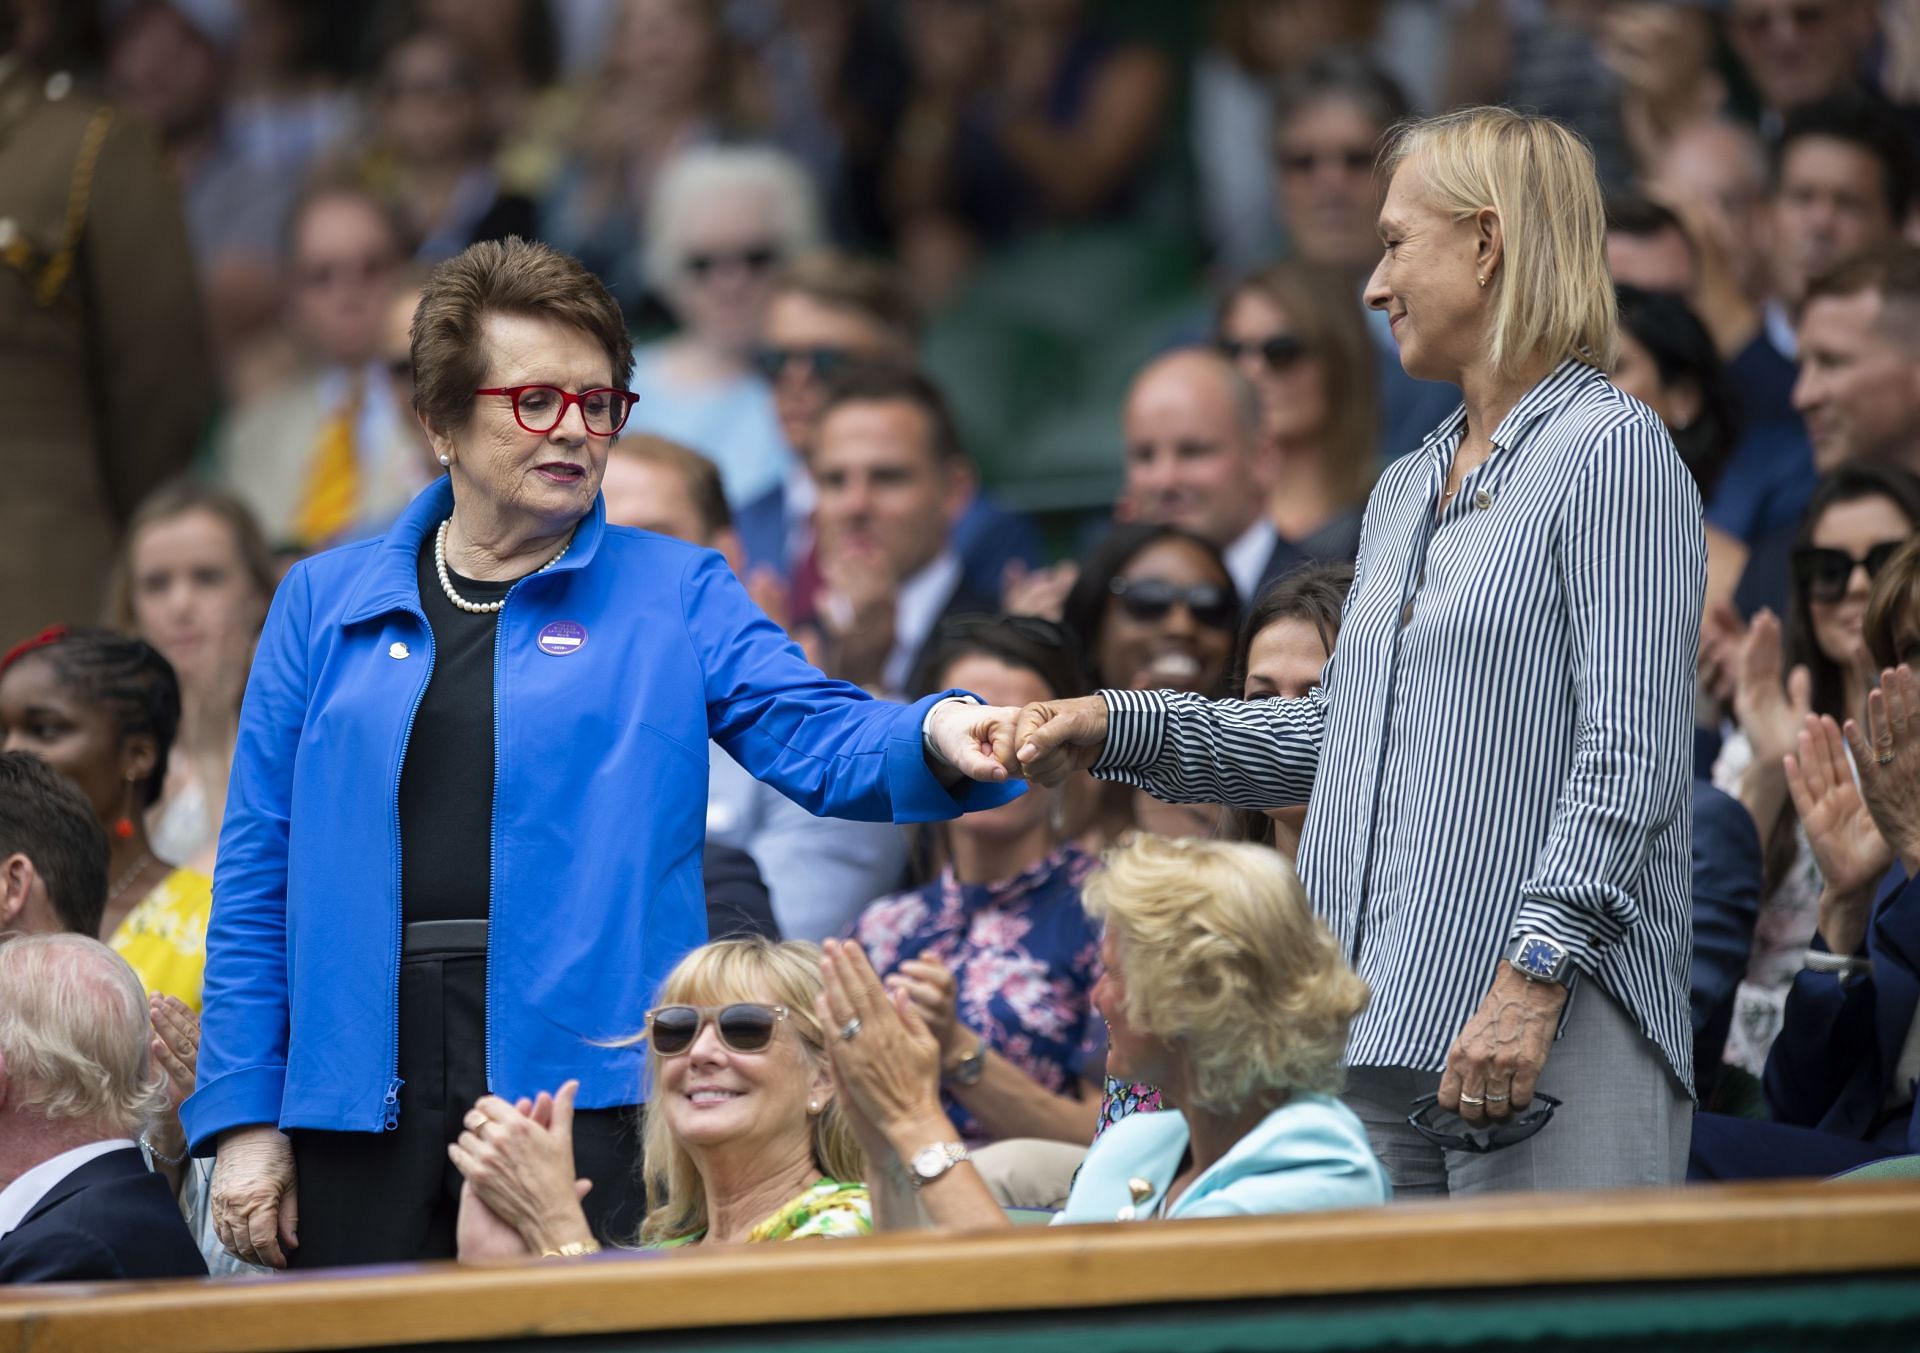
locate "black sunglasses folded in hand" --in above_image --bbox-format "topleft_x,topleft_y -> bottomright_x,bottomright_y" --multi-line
1404,1092 -> 1562,1154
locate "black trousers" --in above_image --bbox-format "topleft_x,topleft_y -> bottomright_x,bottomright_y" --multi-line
286,948 -> 647,1269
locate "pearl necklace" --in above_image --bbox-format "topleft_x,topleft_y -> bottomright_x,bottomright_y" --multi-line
434,519 -> 573,615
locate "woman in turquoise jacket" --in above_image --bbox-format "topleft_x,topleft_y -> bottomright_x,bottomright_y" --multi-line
182,239 -> 1019,1270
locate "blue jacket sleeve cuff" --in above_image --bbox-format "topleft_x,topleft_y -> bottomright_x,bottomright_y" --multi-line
888,689 -> 1024,823
181,1065 -> 288,1156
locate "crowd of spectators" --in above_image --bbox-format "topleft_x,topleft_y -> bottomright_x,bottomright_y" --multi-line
5,0 -> 1920,1289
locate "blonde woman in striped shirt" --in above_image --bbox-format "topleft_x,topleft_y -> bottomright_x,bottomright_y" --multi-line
977,107 -> 1705,1195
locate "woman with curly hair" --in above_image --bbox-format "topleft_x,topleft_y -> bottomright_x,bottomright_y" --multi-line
824,833 -> 1388,1226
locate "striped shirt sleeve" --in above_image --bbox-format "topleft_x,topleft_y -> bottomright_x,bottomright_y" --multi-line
1510,422 -> 1705,973
1091,684 -> 1327,810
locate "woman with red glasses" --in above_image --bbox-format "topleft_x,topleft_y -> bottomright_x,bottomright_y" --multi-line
450,937 -> 870,1256
185,237 -> 1023,1272
1710,463 -> 1920,1103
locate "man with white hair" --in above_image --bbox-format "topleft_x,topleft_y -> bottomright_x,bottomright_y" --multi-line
0,935 -> 206,1282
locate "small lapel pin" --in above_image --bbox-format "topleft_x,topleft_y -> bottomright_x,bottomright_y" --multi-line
1127,1177 -> 1154,1204
388,642 -> 410,660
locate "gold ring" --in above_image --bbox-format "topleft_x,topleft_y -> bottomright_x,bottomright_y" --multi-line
1458,1093 -> 1486,1106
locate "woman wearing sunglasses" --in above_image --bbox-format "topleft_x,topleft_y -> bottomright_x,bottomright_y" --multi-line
1061,523 -> 1240,850
186,238 -> 1024,1272
451,938 -> 868,1256
1216,261 -> 1378,568
1710,464 -> 1920,1098
824,834 -> 1387,1229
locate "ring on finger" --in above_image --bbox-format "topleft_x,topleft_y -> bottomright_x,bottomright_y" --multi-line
1458,1093 -> 1486,1107
839,1017 -> 863,1042
1485,1091 -> 1510,1102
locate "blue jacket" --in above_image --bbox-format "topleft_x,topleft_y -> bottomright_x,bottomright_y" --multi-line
1764,867 -> 1919,1152
182,479 -> 1019,1151
1053,1094 -> 1390,1224
1689,781 -> 1762,1092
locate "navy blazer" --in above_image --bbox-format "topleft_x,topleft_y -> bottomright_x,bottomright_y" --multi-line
1690,781 -> 1763,1099
0,1147 -> 206,1283
1764,867 -> 1919,1152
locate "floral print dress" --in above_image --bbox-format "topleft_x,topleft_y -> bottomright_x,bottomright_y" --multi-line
850,845 -> 1106,1142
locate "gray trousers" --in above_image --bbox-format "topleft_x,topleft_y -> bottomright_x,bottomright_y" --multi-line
1342,982 -> 1691,1195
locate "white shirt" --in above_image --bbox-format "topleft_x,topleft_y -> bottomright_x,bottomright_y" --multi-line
782,460 -> 817,570
0,1139 -> 136,1238
1222,516 -> 1280,604
885,551 -> 964,696
1764,298 -> 1799,363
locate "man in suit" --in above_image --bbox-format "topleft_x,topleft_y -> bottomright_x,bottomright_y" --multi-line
0,751 -> 109,941
1122,348 -> 1295,603
0,934 -> 206,1282
810,367 -> 995,699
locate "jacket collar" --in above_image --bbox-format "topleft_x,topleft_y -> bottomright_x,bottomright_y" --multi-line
339,478 -> 608,626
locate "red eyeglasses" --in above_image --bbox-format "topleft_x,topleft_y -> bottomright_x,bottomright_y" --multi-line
475,385 -> 639,437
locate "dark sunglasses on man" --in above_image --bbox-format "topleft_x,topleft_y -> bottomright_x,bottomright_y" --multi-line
1109,577 -> 1237,631
1405,1092 -> 1562,1154
752,345 -> 862,384
1791,540 -> 1907,605
645,1003 -> 790,1057
684,245 -> 783,281
1217,334 -> 1311,372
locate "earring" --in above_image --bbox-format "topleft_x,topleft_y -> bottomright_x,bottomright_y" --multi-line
808,1099 -> 819,1115
113,775 -> 138,840
437,453 -> 451,467
1477,275 -> 1488,289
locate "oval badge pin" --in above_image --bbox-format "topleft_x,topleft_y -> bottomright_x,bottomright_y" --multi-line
537,621 -> 587,656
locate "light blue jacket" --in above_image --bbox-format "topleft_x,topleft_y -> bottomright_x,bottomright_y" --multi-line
1055,1094 -> 1391,1223
181,480 -> 1019,1151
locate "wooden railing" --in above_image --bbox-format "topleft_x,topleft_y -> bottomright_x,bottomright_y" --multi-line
3,1178 -> 1919,1353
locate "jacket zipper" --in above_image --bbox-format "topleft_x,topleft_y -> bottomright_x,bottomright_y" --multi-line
387,608 -> 435,1129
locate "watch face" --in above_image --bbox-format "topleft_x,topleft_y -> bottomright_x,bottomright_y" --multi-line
911,1145 -> 946,1179
1518,938 -> 1562,976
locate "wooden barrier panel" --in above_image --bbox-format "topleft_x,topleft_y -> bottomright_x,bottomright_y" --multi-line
2,1179 -> 1919,1353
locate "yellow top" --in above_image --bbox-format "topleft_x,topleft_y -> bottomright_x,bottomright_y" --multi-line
108,867 -> 212,1010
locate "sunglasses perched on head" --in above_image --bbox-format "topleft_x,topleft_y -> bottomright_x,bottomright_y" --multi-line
1792,541 -> 1906,604
1110,577 -> 1237,630
1405,1092 -> 1562,1154
684,245 -> 783,280
645,1003 -> 789,1056
1217,334 -> 1310,371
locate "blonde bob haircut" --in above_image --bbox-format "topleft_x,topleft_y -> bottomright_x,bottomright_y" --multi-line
627,937 -> 862,1246
1380,106 -> 1619,378
1082,835 -> 1368,1113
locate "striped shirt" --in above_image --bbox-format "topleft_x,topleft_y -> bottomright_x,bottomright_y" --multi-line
1096,360 -> 1703,1091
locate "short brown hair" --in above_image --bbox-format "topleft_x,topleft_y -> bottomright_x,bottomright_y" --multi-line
411,237 -> 633,436
609,435 -> 732,536
1803,243 -> 1920,349
818,366 -> 965,466
1866,535 -> 1920,669
774,251 -> 921,349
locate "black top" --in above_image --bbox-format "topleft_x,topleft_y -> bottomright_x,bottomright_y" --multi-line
399,538 -> 514,925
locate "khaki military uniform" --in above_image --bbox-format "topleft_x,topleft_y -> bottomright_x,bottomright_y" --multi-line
0,58 -> 214,645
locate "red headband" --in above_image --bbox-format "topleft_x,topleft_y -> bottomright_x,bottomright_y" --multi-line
0,624 -> 70,676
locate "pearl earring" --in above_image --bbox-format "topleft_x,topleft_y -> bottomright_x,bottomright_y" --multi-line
808,1099 -> 819,1114
1477,275 -> 1488,288
438,453 -> 451,467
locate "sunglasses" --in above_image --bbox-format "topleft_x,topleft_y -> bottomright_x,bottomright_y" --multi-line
1217,334 -> 1310,371
645,1003 -> 789,1057
1792,541 -> 1906,604
1277,148 -> 1374,177
1109,577 -> 1237,630
752,345 -> 861,383
684,246 -> 782,280
1405,1092 -> 1562,1154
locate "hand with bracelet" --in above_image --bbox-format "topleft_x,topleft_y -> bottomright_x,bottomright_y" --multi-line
448,1082 -> 600,1260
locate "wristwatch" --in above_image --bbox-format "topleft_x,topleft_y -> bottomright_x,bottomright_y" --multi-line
1504,933 -> 1574,986
944,1034 -> 988,1087
907,1140 -> 971,1188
